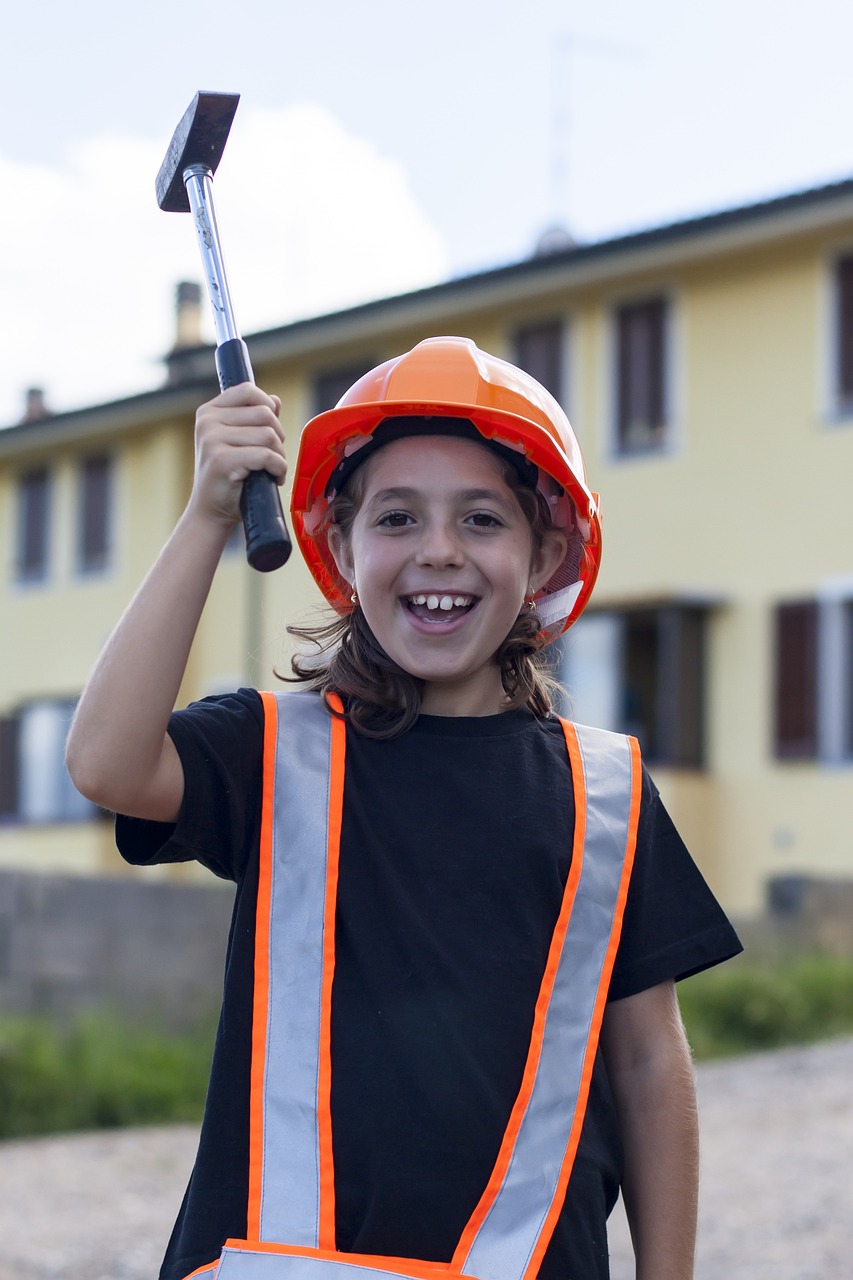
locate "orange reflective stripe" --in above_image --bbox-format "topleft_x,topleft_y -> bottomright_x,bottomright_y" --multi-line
181,1259 -> 220,1278
248,690 -> 280,1240
246,699 -> 641,1280
522,729 -> 641,1280
318,693 -> 346,1249
451,721 -> 589,1272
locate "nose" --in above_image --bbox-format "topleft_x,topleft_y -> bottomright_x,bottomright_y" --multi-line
414,518 -> 464,569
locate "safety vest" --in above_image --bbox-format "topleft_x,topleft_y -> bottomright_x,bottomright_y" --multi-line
186,692 -> 641,1280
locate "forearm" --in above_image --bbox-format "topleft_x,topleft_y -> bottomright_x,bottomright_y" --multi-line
66,505 -> 230,812
67,384 -> 284,820
617,1030 -> 698,1279
602,982 -> 699,1280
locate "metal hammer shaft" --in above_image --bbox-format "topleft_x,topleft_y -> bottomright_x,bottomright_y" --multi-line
183,164 -> 243,348
157,92 -> 291,572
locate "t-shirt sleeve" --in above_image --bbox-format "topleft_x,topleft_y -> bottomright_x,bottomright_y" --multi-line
608,765 -> 743,1000
115,687 -> 264,882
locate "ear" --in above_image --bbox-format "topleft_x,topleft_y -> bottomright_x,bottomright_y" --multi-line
327,525 -> 355,588
529,529 -> 568,594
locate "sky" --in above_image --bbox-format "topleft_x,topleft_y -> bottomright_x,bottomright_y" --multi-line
2,0 -> 853,427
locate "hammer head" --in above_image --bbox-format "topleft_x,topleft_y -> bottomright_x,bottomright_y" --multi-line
156,91 -> 240,212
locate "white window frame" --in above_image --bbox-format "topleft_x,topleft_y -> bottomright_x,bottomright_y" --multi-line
817,576 -> 853,764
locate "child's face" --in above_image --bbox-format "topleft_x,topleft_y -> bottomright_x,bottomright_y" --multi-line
330,434 -> 565,716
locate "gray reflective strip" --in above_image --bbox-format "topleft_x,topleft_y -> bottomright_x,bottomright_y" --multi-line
256,692 -> 334,1245
460,724 -> 635,1280
217,1247 -> 431,1280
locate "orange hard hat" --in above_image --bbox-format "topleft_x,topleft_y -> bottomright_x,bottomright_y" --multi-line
290,336 -> 602,637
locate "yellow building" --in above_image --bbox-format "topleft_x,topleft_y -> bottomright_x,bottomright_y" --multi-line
3,179 -> 853,914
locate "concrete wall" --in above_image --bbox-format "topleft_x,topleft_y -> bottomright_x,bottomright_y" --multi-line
0,871 -> 234,1029
3,869 -> 853,1040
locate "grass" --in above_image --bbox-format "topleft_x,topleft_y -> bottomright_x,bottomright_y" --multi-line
679,952 -> 853,1060
2,954 -> 853,1139
0,1012 -> 214,1140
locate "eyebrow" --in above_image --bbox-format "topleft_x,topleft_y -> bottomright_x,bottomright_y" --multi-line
365,486 -> 516,512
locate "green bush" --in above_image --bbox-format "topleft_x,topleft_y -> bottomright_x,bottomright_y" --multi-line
678,953 -> 853,1059
0,1013 -> 214,1139
2,956 -> 853,1139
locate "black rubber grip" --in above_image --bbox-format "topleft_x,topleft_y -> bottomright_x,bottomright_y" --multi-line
215,338 -> 292,571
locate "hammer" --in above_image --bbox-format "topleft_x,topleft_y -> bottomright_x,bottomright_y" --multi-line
156,91 -> 291,571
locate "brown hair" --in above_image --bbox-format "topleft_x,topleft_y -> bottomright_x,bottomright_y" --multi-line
283,450 -> 575,739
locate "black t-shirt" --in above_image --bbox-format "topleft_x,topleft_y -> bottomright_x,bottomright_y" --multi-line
117,690 -> 742,1280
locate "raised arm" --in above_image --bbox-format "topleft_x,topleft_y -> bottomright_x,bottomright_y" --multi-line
66,385 -> 285,823
600,980 -> 699,1280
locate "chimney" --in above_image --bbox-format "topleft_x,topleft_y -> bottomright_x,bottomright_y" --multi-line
21,386 -> 52,423
173,280 -> 203,350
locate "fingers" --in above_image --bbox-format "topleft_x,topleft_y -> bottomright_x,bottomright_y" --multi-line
191,386 -> 288,526
198,385 -> 285,444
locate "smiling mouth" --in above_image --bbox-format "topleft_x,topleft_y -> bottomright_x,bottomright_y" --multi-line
404,593 -> 477,622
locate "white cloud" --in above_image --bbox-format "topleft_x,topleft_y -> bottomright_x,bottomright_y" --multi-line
0,104 -> 448,427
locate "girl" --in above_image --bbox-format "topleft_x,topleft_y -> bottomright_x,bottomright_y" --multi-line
67,337 -> 741,1280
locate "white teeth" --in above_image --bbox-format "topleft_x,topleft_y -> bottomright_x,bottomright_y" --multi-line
407,593 -> 473,610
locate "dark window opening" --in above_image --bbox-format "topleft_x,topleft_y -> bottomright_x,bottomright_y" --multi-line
513,320 -> 564,402
16,467 -> 51,582
78,454 -> 113,574
312,363 -> 376,417
561,604 -> 707,768
615,297 -> 668,454
623,606 -> 705,767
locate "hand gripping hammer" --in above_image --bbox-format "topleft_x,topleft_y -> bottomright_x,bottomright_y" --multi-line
156,91 -> 291,571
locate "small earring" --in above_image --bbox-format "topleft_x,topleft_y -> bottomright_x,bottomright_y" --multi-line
350,590 -> 358,606
523,594 -> 537,611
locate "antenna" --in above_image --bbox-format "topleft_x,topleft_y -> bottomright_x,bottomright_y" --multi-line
540,31 -> 640,253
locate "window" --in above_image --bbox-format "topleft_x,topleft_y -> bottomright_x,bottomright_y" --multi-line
77,454 -> 113,574
834,254 -> 853,411
0,716 -> 20,820
0,700 -> 97,824
777,593 -> 853,762
774,601 -> 818,759
513,320 -> 565,402
312,362 -> 376,416
614,297 -> 669,454
16,466 -> 51,582
560,604 -> 707,767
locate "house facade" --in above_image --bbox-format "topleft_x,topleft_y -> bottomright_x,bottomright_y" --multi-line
3,179 -> 853,913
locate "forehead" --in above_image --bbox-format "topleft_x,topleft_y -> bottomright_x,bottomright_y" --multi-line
358,433 -> 510,492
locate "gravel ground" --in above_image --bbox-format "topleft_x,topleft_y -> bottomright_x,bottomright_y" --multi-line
1,1036 -> 851,1280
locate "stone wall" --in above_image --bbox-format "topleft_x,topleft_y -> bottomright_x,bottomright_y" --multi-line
0,871 -> 234,1029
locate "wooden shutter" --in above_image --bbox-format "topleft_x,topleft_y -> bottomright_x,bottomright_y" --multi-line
836,255 -> 853,407
514,320 -> 564,401
774,601 -> 818,759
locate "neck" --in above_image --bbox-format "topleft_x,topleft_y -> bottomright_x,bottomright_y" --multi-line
419,669 -> 508,718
